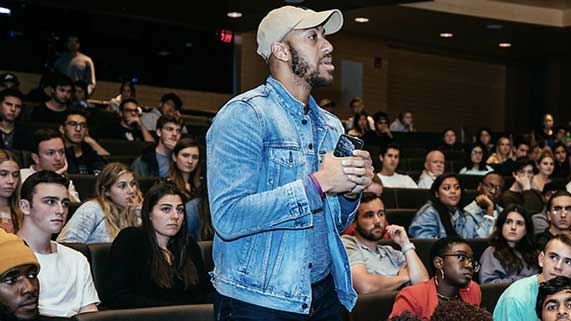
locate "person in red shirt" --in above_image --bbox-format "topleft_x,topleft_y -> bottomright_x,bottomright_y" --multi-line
389,237 -> 482,320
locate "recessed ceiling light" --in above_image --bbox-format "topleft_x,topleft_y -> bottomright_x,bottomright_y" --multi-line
354,17 -> 369,23
498,42 -> 511,48
486,24 -> 504,30
440,33 -> 454,38
0,7 -> 11,15
227,11 -> 242,18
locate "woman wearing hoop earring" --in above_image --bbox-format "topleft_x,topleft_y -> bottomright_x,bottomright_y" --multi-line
389,237 -> 482,320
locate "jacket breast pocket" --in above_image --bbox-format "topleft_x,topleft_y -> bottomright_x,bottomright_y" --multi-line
267,147 -> 305,188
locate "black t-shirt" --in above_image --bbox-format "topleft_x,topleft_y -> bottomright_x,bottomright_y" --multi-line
0,125 -> 33,151
65,143 -> 108,175
30,104 -> 67,124
99,121 -> 145,141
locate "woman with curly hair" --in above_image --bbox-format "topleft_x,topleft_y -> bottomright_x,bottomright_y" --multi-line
478,204 -> 539,284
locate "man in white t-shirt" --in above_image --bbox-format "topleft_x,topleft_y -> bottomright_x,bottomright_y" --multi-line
17,171 -> 99,317
377,143 -> 418,189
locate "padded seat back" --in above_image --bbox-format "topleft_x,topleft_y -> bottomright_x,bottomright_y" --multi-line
480,282 -> 510,315
386,209 -> 417,232
68,174 -> 97,200
350,290 -> 398,321
458,174 -> 483,190
197,241 -> 214,273
98,139 -> 153,156
87,243 -> 112,306
73,304 -> 214,321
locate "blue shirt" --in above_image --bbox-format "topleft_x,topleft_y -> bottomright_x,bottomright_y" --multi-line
155,152 -> 170,178
493,274 -> 539,321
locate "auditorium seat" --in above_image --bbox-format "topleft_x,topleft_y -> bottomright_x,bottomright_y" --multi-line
380,189 -> 398,209
61,242 -> 92,263
98,139 -> 153,156
350,290 -> 398,321
88,243 -> 112,306
386,209 -> 416,232
197,241 -> 214,273
480,282 -> 509,315
458,174 -> 483,190
69,174 -> 97,200
73,304 -> 214,321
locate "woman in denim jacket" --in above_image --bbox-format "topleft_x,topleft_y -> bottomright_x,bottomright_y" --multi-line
409,173 -> 494,238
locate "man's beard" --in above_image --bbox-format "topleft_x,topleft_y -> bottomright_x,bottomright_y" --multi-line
290,45 -> 332,89
0,302 -> 37,321
355,223 -> 384,242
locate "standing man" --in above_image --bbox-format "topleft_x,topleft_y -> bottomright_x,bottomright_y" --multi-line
207,6 -> 373,320
53,35 -> 96,95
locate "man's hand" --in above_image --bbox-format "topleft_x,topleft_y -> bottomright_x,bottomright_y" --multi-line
55,159 -> 68,175
342,149 -> 374,198
312,152 -> 357,194
386,225 -> 410,248
515,173 -> 532,191
475,194 -> 494,216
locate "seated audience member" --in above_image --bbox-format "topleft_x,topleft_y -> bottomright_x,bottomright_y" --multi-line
514,138 -> 531,158
532,182 -> 562,234
0,150 -> 22,233
365,173 -> 383,196
363,111 -> 393,147
530,141 -> 548,163
459,143 -> 494,175
554,127 -> 568,146
26,71 -> 57,104
389,237 -> 481,320
108,81 -> 136,112
0,229 -> 73,321
377,143 -> 418,189
70,81 -> 93,109
0,72 -> 20,91
494,232 -> 571,321
141,93 -> 184,132
17,171 -> 99,317
500,157 -> 544,214
463,172 -> 504,237
417,150 -> 445,189
430,299 -> 493,321
552,142 -> 570,179
479,205 -> 539,284
532,151 -> 555,192
98,98 -> 154,142
30,73 -> 72,124
539,113 -> 556,148
343,192 -> 429,294
536,276 -> 571,321
57,163 -> 142,244
131,115 -> 183,178
347,111 -> 371,138
59,109 -> 108,175
476,128 -> 494,155
20,129 -> 80,203
0,89 -> 33,150
108,182 -> 210,308
535,191 -> 571,252
344,97 -> 374,131
409,173 -> 493,238
487,135 -> 513,166
438,128 -> 464,153
167,138 -> 211,241
318,98 -> 336,114
390,111 -> 414,133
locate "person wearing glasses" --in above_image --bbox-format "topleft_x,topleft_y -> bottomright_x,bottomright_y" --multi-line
389,237 -> 481,320
494,231 -> 571,321
536,191 -> 571,252
500,156 -> 544,214
479,205 -> 539,284
342,192 -> 429,294
59,108 -> 108,175
98,98 -> 154,143
459,143 -> 494,175
463,172 -> 505,237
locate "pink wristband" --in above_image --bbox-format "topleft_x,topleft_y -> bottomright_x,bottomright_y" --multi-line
309,173 -> 325,199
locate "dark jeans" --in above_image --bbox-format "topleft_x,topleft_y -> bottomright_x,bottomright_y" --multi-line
214,274 -> 345,321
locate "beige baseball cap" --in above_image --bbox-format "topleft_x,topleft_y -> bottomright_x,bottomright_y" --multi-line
256,6 -> 344,61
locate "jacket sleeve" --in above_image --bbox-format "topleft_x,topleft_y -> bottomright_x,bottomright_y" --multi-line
57,202 -> 100,243
207,101 -> 321,241
409,205 -> 443,238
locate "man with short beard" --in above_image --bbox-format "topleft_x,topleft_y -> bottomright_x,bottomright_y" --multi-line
0,229 -> 71,321
207,5 -> 374,320
342,192 -> 429,294
30,74 -> 72,124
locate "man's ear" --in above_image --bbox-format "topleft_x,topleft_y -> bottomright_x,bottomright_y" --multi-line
59,125 -> 65,135
31,153 -> 39,166
379,154 -> 384,163
270,41 -> 289,62
19,199 -> 31,216
156,129 -> 162,138
538,251 -> 545,268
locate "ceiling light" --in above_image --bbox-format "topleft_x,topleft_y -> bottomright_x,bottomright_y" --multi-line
284,0 -> 305,3
227,11 -> 242,18
0,7 -> 11,15
486,24 -> 504,30
498,42 -> 511,48
354,17 -> 369,23
440,33 -> 453,38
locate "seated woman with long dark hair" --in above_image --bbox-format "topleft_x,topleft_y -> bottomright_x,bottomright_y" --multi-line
479,205 -> 539,284
108,182 -> 210,308
409,173 -> 493,238
459,143 -> 494,176
389,237 -> 482,320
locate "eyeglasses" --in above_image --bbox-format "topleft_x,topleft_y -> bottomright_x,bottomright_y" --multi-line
123,108 -> 138,113
440,253 -> 480,272
552,206 -> 571,216
483,182 -> 502,192
471,150 -> 483,155
65,121 -> 87,129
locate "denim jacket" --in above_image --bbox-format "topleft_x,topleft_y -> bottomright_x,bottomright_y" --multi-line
409,201 -> 493,238
206,76 -> 358,314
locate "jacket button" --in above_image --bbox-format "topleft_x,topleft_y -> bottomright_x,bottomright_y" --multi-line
308,263 -> 312,268
302,119 -> 308,125
302,303 -> 308,309
308,143 -> 313,150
